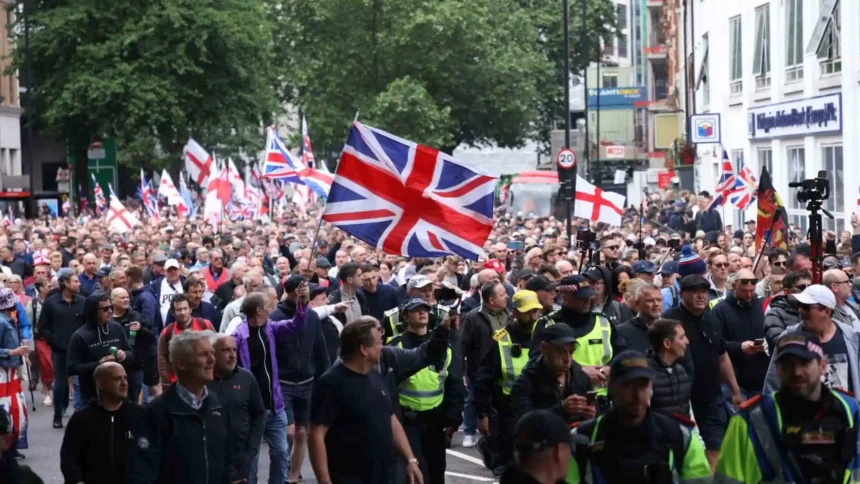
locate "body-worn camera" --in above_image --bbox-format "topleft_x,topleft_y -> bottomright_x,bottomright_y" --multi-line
789,170 -> 829,204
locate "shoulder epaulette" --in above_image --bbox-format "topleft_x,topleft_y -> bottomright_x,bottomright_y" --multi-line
834,386 -> 856,398
738,394 -> 763,410
493,328 -> 508,341
670,413 -> 697,428
384,307 -> 399,317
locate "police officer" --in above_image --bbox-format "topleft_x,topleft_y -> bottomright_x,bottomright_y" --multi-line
531,275 -> 626,397
500,410 -> 573,484
388,297 -> 465,484
383,275 -> 448,341
569,350 -> 711,483
715,331 -> 860,483
474,290 -> 543,474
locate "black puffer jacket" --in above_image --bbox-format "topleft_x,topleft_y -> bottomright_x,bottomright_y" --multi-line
711,292 -> 768,394
764,294 -> 801,349
509,355 -> 592,424
647,351 -> 692,417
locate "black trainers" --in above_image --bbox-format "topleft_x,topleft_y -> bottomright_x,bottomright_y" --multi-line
52,419 -> 63,429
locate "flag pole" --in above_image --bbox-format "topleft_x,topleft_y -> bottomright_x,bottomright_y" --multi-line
752,207 -> 783,276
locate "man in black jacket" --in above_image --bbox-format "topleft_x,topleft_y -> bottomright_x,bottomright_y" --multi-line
617,285 -> 663,354
111,287 -> 154,403
510,324 -> 594,424
130,330 -> 233,484
584,266 -> 628,326
67,292 -> 133,407
60,362 -> 143,484
327,262 -> 368,327
646,319 -> 692,417
711,268 -> 768,399
274,283 -> 331,484
38,268 -> 85,429
208,334 -> 264,482
764,270 -> 810,348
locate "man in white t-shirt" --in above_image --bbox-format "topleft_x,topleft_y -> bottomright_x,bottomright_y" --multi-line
153,259 -> 185,327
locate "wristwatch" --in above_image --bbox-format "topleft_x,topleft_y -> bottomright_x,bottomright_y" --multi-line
407,458 -> 419,465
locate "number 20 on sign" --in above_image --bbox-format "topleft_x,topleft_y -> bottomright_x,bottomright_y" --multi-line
556,149 -> 576,170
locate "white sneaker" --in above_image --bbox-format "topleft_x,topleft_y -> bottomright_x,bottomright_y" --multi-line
462,434 -> 477,448
43,395 -> 52,407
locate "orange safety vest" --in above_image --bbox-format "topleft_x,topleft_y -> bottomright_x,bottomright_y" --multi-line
203,267 -> 231,292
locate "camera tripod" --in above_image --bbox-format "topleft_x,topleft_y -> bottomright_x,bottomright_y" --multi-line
805,199 -> 833,285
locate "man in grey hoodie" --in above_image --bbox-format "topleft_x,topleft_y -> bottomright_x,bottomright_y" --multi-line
763,285 -> 860,395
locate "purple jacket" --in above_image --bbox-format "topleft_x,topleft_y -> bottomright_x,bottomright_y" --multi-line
232,304 -> 307,413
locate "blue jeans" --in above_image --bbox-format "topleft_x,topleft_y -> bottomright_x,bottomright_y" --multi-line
249,409 -> 290,484
463,381 -> 477,436
51,351 -> 69,422
127,368 -> 144,404
72,376 -> 84,410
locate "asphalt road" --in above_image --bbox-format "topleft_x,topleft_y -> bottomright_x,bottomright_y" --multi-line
22,396 -> 497,483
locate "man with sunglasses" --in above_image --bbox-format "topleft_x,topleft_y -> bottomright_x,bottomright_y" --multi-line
706,252 -> 730,305
711,269 -> 768,400
66,292 -> 133,406
823,268 -> 860,330
764,271 -> 811,349
599,236 -> 621,269
756,248 -> 789,299
764,285 -> 860,396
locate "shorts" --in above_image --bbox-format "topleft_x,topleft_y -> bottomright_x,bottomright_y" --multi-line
280,380 -> 313,428
692,394 -> 729,451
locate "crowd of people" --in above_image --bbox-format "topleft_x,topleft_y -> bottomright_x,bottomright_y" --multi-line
0,187 -> 860,483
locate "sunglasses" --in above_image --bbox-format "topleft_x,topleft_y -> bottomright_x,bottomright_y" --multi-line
712,263 -> 729,269
737,278 -> 758,286
604,246 -> 620,251
799,303 -> 827,312
791,284 -> 809,292
773,261 -> 787,268
98,305 -> 114,312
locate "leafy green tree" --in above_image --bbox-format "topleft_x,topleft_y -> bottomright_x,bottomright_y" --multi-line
16,0 -> 281,178
277,0 -> 615,162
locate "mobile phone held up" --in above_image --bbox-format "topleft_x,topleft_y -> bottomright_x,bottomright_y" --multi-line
507,240 -> 523,251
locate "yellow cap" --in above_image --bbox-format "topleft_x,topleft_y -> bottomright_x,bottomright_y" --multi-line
513,290 -> 543,313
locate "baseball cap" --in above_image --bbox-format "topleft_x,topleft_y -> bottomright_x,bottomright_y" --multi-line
775,332 -> 824,362
402,298 -> 431,313
484,259 -> 505,273
164,259 -> 181,270
658,261 -> 679,275
525,275 -> 557,293
407,275 -> 433,290
643,237 -> 656,246
632,260 -> 657,274
152,253 -> 168,264
540,323 -> 578,346
308,283 -> 327,300
610,350 -> 656,383
679,274 -> 710,291
555,275 -> 595,299
517,268 -> 535,284
0,288 -> 16,311
514,409 -> 572,452
792,285 -> 836,310
315,257 -> 332,269
97,267 -> 112,279
283,274 -> 305,294
513,290 -> 543,313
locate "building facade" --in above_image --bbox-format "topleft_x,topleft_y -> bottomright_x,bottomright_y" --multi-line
0,1 -> 22,182
692,0 -> 852,234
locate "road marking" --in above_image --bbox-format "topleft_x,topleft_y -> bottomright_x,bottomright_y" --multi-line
446,448 -> 485,466
445,471 -> 496,482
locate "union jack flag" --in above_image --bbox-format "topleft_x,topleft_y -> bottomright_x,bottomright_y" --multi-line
91,173 -> 107,215
322,122 -> 497,259
716,148 -> 736,194
140,169 -> 158,218
729,157 -> 758,210
264,127 -> 333,198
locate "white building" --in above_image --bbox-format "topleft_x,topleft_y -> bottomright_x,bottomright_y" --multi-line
692,0 -> 851,234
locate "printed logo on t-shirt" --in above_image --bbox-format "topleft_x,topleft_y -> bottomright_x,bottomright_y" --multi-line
822,352 -> 849,390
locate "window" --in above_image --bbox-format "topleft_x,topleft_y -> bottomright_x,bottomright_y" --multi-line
787,146 -> 807,236
822,145 -> 844,232
807,0 -> 840,75
757,148 -> 773,176
696,34 -> 710,106
729,16 -> 743,94
785,0 -> 803,81
602,73 -> 618,88
616,4 -> 628,58
753,5 -> 771,89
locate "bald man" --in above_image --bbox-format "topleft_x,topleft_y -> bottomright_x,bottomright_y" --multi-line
111,287 -> 152,403
461,269 -> 501,315
60,362 -> 143,484
710,268 -> 769,397
207,335 -> 265,482
823,268 -> 860,330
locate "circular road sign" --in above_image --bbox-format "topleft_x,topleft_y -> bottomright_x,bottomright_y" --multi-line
556,148 -> 576,170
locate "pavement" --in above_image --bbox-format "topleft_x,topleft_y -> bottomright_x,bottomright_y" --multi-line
22,395 -> 498,483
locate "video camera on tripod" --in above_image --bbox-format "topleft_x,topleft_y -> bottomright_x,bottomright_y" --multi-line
788,170 -> 833,284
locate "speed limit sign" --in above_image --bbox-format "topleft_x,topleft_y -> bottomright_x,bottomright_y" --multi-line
556,148 -> 576,170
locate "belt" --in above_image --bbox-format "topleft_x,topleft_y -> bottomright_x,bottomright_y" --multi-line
279,376 -> 314,386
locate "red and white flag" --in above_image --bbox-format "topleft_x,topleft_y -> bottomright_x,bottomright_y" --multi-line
227,158 -> 245,200
106,195 -> 140,233
574,175 -> 626,226
158,170 -> 183,205
203,163 -> 233,230
184,138 -> 213,188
